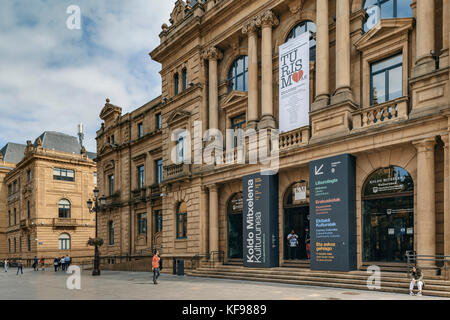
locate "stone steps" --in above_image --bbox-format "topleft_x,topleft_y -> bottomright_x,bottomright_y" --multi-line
185,266 -> 450,298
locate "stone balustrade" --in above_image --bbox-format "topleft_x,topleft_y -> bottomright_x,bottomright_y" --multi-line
164,163 -> 191,181
279,126 -> 310,152
352,97 -> 409,129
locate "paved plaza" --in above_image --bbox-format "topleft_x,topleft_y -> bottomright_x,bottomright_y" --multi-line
0,268 -> 447,300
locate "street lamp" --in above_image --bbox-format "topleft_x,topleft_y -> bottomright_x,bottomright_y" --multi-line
87,188 -> 106,276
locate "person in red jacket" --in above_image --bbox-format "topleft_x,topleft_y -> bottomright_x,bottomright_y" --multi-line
152,250 -> 161,285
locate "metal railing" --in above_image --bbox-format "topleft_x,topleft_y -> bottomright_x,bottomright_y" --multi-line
405,251 -> 450,279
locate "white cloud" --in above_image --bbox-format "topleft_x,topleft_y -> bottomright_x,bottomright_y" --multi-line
0,0 -> 175,152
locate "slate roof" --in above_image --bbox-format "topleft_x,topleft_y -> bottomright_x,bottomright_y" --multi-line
0,131 -> 96,163
0,143 -> 26,164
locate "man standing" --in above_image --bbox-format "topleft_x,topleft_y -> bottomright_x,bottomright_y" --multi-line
287,230 -> 299,260
4,258 -> 8,272
152,250 -> 161,285
65,255 -> 70,269
33,256 -> 38,271
16,259 -> 23,275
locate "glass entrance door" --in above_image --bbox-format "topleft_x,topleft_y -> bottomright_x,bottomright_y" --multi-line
227,213 -> 243,259
284,206 -> 309,260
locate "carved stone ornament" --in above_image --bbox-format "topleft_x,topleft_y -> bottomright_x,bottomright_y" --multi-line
288,0 -> 304,14
242,19 -> 259,35
169,0 -> 187,25
201,47 -> 223,60
257,10 -> 279,28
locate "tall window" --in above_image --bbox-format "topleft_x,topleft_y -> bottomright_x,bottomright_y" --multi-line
230,114 -> 246,148
286,21 -> 316,61
111,135 -> 115,145
138,123 -> 144,138
27,234 -> 31,252
58,199 -> 71,219
13,180 -> 17,193
137,213 -> 147,234
363,0 -> 413,32
14,238 -> 16,253
14,208 -> 16,225
58,233 -> 71,250
137,165 -> 145,189
182,68 -> 188,91
156,159 -> 163,184
27,201 -> 30,219
370,54 -> 402,104
156,113 -> 162,130
174,73 -> 179,95
27,169 -> 31,181
108,174 -> 115,196
109,221 -> 115,245
176,202 -> 187,239
154,210 -> 163,233
175,131 -> 187,164
8,210 -> 11,226
8,239 -> 11,253
8,184 -> 12,196
53,168 -> 75,182
227,56 -> 248,92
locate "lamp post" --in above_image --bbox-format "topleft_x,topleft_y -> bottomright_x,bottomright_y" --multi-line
87,188 -> 106,276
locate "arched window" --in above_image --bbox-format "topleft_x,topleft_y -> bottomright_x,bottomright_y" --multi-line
227,56 -> 248,93
362,166 -> 414,262
176,202 -> 187,239
58,199 -> 71,219
58,233 -> 71,250
286,21 -> 316,61
363,0 -> 412,32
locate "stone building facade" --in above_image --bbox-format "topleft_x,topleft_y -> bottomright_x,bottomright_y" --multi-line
0,132 -> 96,262
95,0 -> 449,272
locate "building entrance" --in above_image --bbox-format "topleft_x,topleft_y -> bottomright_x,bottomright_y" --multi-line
227,192 -> 243,259
362,166 -> 414,263
283,181 -> 310,261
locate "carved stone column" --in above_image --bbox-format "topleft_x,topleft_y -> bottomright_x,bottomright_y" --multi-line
312,0 -> 330,109
202,47 -> 223,131
413,138 -> 436,266
208,184 -> 219,255
258,10 -> 279,129
200,186 -> 209,255
332,0 -> 352,102
413,0 -> 436,77
242,20 -> 259,129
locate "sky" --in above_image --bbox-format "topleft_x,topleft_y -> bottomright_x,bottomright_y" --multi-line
0,0 -> 175,152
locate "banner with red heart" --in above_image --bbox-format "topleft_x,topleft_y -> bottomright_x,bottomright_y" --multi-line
292,70 -> 303,83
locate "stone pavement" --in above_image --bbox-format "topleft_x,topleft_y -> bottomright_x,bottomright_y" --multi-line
0,268 -> 447,300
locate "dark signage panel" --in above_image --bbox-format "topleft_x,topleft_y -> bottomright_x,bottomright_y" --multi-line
309,154 -> 356,271
243,173 -> 279,268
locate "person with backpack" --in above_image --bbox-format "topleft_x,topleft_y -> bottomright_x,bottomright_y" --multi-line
53,257 -> 59,272
287,229 -> 299,260
33,256 -> 38,271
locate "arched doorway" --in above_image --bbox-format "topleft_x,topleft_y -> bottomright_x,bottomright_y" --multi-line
227,192 -> 243,259
283,181 -> 310,260
362,166 -> 414,262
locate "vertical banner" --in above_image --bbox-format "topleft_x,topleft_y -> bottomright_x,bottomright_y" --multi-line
309,154 -> 356,271
243,173 -> 279,268
278,31 -> 310,133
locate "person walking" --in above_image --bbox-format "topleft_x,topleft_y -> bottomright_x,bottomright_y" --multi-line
16,259 -> 23,275
53,257 -> 59,272
287,229 -> 299,260
64,255 -> 70,269
33,256 -> 38,271
39,257 -> 45,271
152,250 -> 161,285
409,266 -> 424,296
4,258 -> 8,272
60,256 -> 66,271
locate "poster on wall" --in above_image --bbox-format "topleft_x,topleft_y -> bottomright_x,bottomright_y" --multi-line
242,172 -> 279,268
278,31 -> 310,133
309,154 -> 357,271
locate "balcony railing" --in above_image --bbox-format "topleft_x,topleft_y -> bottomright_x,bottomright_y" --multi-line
279,126 -> 310,152
352,97 -> 408,129
164,163 -> 191,181
52,218 -> 78,228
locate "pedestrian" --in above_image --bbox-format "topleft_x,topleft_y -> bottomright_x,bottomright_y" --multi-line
65,255 -> 70,269
409,266 -> 424,296
53,257 -> 59,272
152,250 -> 161,285
33,256 -> 38,271
305,228 -> 311,260
287,229 -> 299,260
16,259 -> 23,275
4,258 -> 8,272
60,256 -> 65,271
39,257 -> 45,271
